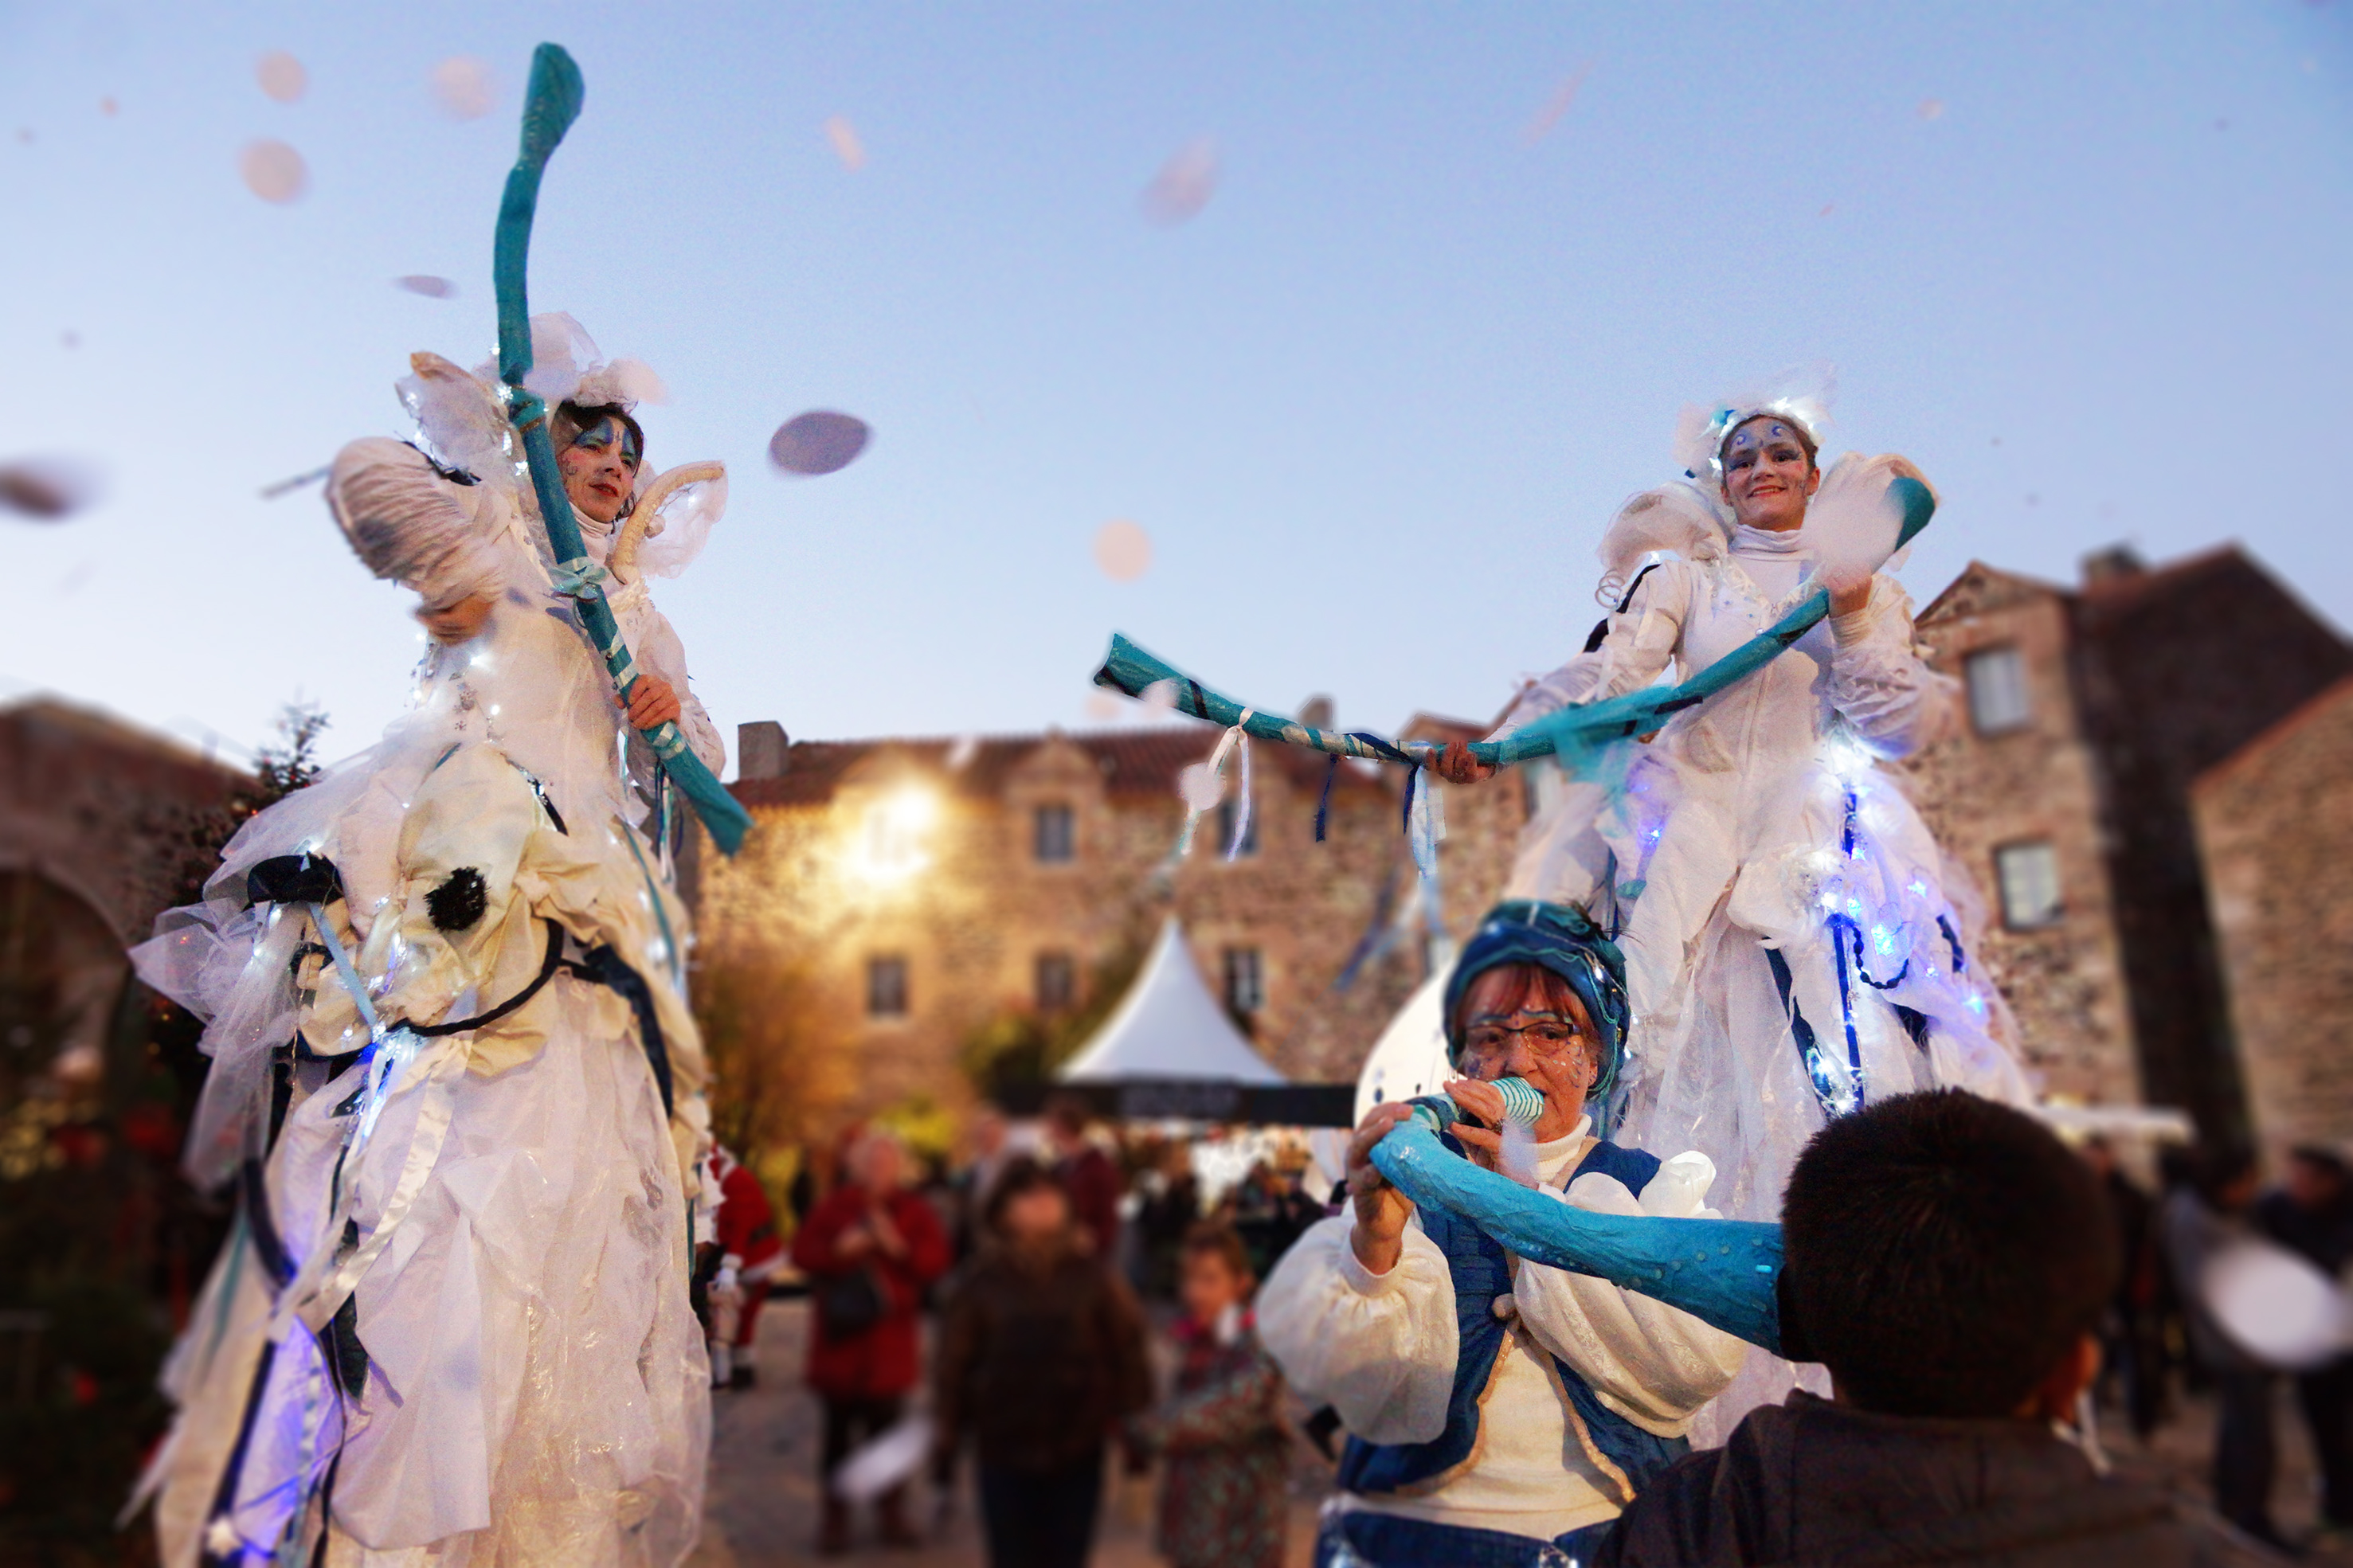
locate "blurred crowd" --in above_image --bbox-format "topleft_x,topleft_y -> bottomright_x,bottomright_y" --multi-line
696,1092 -> 1332,1566
2104,1136 -> 2353,1554
683,1102 -> 2353,1565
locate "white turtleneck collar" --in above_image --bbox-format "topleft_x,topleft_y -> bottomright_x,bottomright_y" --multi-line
574,506 -> 616,565
1731,522 -> 1810,557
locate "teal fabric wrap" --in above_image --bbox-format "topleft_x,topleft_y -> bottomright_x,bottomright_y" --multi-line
491,43 -> 752,857
1404,1075 -> 1545,1132
1367,1119 -> 1789,1357
1090,476 -> 1935,783
546,556 -> 610,599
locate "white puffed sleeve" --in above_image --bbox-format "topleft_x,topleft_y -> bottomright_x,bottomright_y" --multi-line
1506,1152 -> 1749,1438
1256,1215 -> 1458,1445
627,604 -> 726,776
326,438 -> 509,608
1826,577 -> 1956,759
1490,561 -> 1693,741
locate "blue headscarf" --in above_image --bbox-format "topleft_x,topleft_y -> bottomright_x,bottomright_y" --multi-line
1441,900 -> 1632,1101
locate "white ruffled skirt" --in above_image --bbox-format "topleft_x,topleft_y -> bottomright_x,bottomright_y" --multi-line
1507,740 -> 2033,1440
153,981 -> 707,1567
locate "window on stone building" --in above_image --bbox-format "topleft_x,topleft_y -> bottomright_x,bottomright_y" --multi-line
1216,798 -> 1259,858
1994,842 -> 2063,929
1964,646 -> 2032,735
1223,947 -> 1264,1015
1036,951 -> 1075,1012
867,955 -> 909,1019
1034,803 -> 1075,863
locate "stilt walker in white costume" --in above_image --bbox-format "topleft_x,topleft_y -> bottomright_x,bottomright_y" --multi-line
1433,379 -> 2034,1429
127,313 -> 733,1566
125,47 -> 760,1562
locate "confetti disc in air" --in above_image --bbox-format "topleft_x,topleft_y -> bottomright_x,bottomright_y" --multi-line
824,115 -> 867,171
768,412 -> 871,477
1084,692 -> 1123,722
432,57 -> 495,120
1094,519 -> 1151,581
395,275 -> 456,299
1141,139 -> 1218,225
240,139 -> 308,203
256,51 -> 306,104
0,459 -> 99,521
1521,63 -> 1593,145
2205,1241 -> 2348,1370
1179,762 -> 1225,812
1917,98 -> 1946,121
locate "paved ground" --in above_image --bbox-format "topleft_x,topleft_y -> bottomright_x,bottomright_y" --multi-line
693,1298 -> 2352,1566
688,1299 -> 1323,1568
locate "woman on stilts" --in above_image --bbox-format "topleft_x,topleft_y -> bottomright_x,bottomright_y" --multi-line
1434,378 -> 2034,1432
132,321 -> 732,1567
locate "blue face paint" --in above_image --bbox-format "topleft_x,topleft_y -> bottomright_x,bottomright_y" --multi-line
1724,420 -> 1803,472
570,416 -> 642,467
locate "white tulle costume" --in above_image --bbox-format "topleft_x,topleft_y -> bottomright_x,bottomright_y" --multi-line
131,319 -> 728,1567
1489,391 -> 2033,1431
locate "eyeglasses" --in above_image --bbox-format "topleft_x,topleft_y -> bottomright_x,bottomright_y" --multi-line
1461,1013 -> 1583,1057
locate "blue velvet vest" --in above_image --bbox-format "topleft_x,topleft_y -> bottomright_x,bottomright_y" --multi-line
1335,1136 -> 1691,1502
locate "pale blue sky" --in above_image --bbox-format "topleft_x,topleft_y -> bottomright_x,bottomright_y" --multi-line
2,2 -> 2347,770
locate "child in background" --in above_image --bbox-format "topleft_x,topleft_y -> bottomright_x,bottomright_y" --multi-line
1137,1222 -> 1292,1568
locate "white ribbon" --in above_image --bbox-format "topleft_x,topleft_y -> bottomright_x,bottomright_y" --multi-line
279,1032 -> 469,1336
1225,724 -> 1254,862
1174,708 -> 1253,861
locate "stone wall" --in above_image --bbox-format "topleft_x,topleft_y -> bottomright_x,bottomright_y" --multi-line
2194,678 -> 2353,1163
691,724 -> 1504,1132
1901,564 -> 2143,1109
0,698 -> 249,944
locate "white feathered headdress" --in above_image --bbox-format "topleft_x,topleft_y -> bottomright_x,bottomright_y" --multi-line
1672,363 -> 1837,487
1595,366 -> 1833,607
1592,366 -> 1929,606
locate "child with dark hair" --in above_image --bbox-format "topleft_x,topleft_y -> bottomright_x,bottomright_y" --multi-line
1134,1222 -> 1292,1568
1597,1091 -> 2280,1566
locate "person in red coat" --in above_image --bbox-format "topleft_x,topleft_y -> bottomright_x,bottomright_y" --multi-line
791,1128 -> 951,1554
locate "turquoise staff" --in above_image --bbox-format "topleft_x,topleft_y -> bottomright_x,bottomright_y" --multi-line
491,43 -> 754,857
1092,476 -> 1936,779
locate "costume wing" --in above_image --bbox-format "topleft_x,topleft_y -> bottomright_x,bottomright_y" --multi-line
621,463 -> 728,581
1595,480 -> 1725,607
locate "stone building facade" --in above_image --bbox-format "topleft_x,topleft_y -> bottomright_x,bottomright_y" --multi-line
689,713 -> 1530,1132
1901,546 -> 2351,1139
1898,566 -> 2143,1110
2193,677 -> 2353,1163
0,698 -> 248,1171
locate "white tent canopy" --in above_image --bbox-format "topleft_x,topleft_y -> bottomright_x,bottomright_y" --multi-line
1056,917 -> 1286,1085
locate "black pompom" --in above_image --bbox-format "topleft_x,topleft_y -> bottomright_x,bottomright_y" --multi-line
425,866 -> 488,932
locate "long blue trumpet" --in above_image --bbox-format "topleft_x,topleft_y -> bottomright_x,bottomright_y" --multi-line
1370,1119 -> 1792,1356
1092,476 -> 1935,779
491,45 -> 754,856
